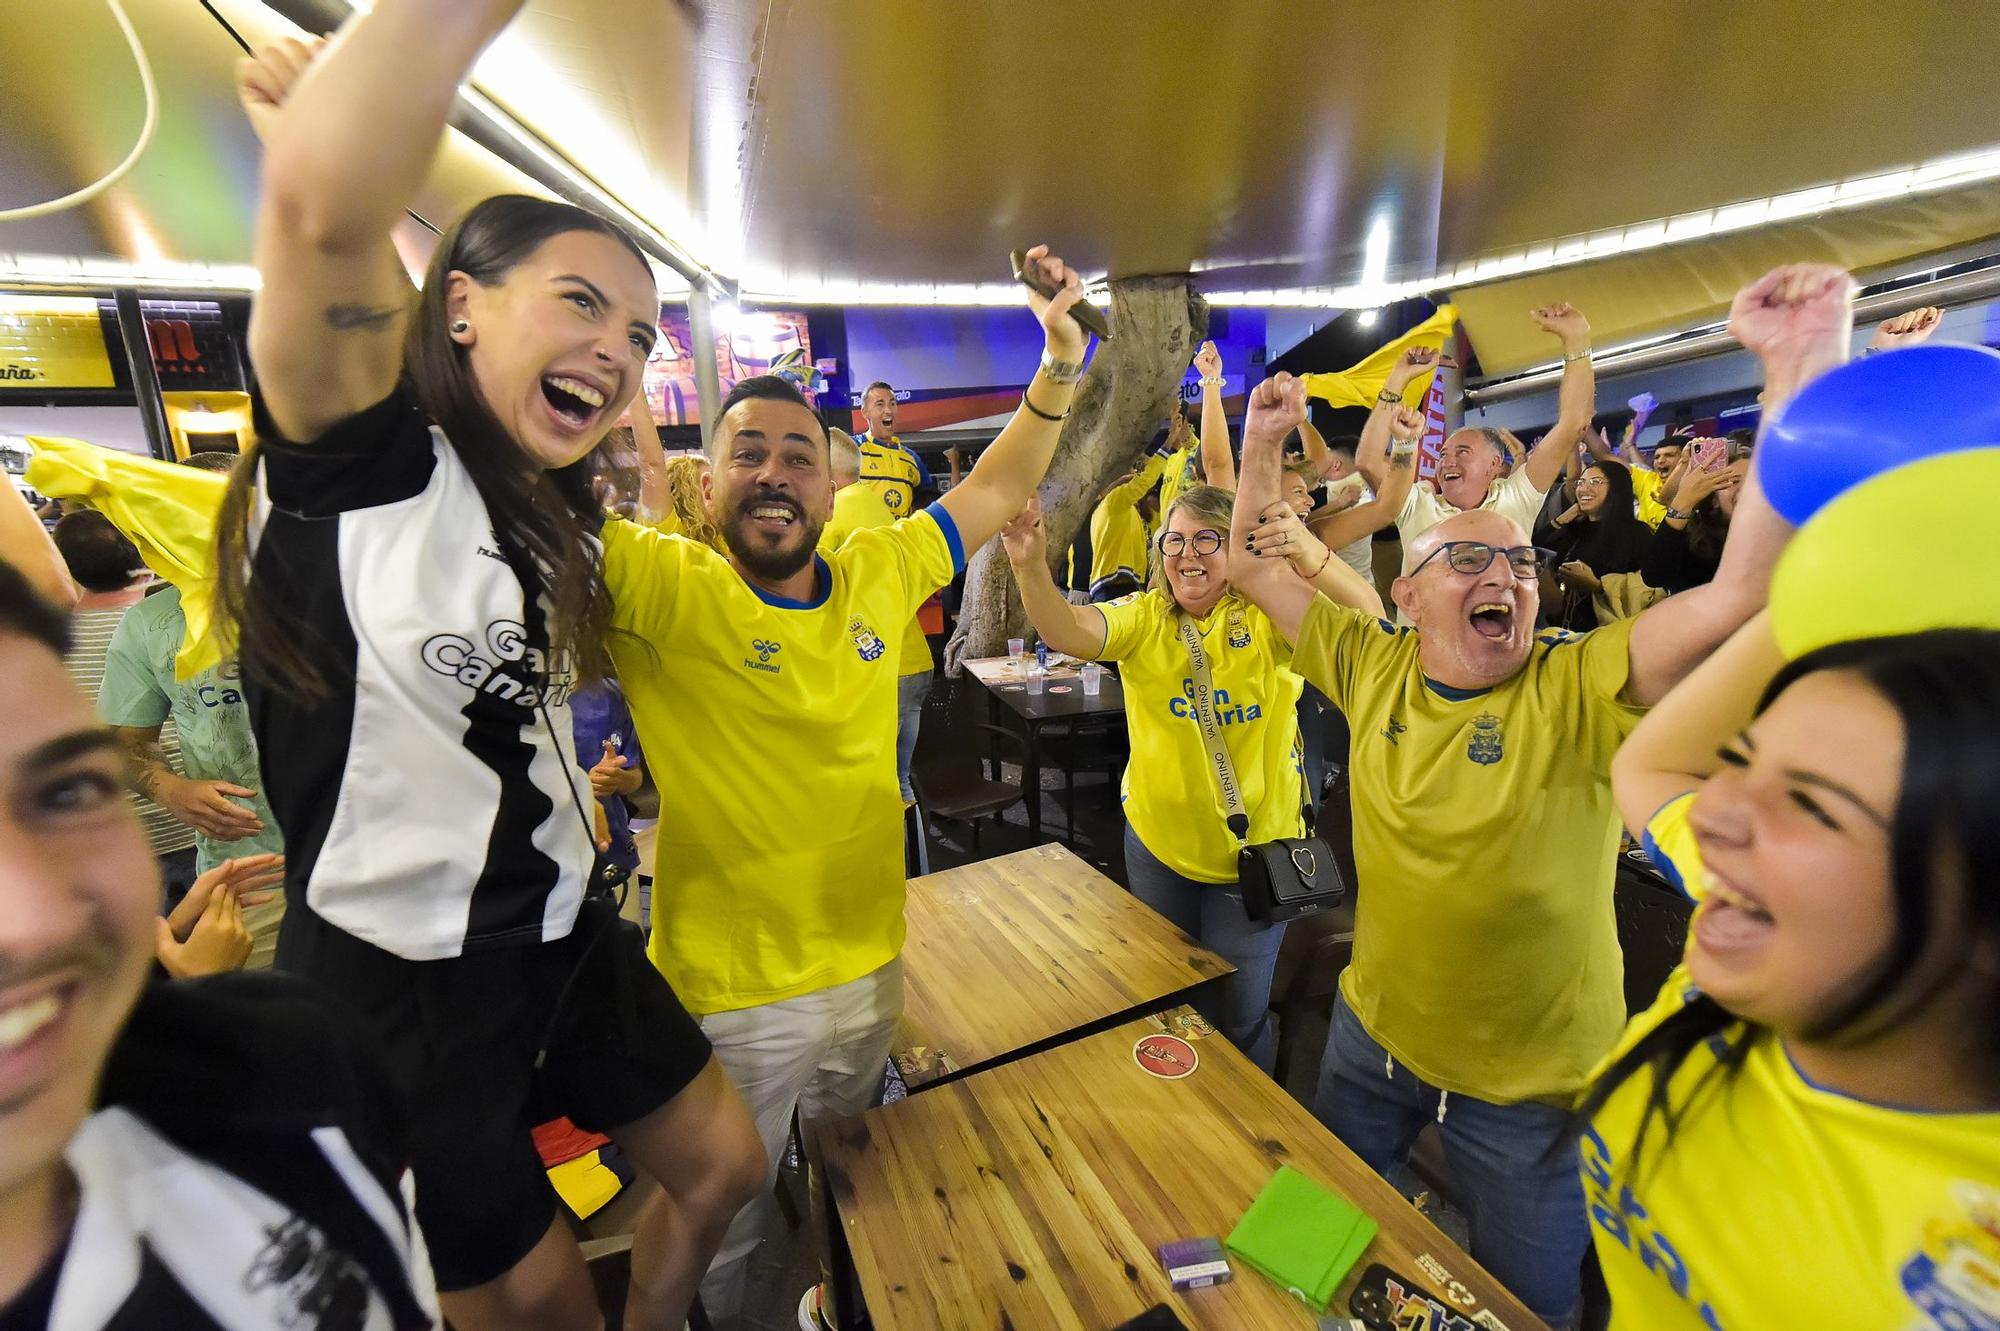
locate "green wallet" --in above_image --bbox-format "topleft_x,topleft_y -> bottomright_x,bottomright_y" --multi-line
1224,1165 -> 1378,1313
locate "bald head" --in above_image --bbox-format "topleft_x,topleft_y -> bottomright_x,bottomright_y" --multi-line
829,430 -> 861,487
1403,509 -> 1530,574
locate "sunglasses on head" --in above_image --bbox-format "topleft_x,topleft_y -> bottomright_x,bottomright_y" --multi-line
1409,541 -> 1551,578
1158,529 -> 1225,557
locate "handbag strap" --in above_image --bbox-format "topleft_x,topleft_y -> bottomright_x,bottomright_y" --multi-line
1177,609 -> 1319,842
1176,610 -> 1252,845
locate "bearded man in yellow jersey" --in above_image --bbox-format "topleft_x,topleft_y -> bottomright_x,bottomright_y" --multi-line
855,380 -> 932,516
819,430 -> 935,802
599,246 -> 1094,1318
1224,263 -> 1848,1328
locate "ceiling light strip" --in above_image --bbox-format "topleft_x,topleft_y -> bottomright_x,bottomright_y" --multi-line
0,253 -> 262,292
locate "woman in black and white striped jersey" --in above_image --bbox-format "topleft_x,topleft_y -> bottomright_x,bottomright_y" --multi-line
211,10 -> 764,1329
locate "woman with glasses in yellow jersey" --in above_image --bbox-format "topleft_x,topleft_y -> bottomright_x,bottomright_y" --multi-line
1583,616 -> 2000,1329
1000,484 -> 1382,1070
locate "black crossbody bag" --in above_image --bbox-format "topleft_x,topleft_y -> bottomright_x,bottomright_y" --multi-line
1176,612 -> 1346,923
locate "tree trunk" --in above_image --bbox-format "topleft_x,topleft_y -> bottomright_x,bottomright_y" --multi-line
946,277 -> 1208,673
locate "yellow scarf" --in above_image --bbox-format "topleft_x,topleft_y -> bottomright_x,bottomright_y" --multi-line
1297,304 -> 1458,410
27,437 -> 228,680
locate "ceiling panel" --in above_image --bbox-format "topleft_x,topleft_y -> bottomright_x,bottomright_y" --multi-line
6,0 -> 2000,320
0,0 -> 550,269
1454,178 -> 2000,376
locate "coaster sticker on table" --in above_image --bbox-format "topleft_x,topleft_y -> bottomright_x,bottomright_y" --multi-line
1133,1033 -> 1199,1079
1048,684 -> 1073,694
1145,1007 -> 1218,1043
893,1046 -> 959,1082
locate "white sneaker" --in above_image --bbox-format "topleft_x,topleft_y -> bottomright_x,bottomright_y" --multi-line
796,1283 -> 830,1330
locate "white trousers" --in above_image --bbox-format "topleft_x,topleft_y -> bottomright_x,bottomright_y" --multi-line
696,956 -> 903,1318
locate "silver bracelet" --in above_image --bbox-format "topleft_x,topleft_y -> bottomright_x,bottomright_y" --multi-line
1563,348 -> 1592,364
1040,350 -> 1086,384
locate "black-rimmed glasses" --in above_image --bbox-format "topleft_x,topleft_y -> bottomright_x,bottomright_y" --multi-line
1158,529 -> 1225,557
1408,541 -> 1551,578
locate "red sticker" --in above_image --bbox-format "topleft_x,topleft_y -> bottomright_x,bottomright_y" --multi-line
1134,1034 -> 1199,1079
1049,684 -> 1073,694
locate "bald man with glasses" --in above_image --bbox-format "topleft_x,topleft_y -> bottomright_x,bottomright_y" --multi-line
1222,262 -> 1850,1325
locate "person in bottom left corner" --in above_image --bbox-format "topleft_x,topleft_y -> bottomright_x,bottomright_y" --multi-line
0,560 -> 437,1330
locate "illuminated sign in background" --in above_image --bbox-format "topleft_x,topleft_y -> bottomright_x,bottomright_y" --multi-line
0,295 -> 115,388
642,308 -> 812,426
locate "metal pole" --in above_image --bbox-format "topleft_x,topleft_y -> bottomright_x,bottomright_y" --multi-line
113,288 -> 173,461
685,287 -> 723,451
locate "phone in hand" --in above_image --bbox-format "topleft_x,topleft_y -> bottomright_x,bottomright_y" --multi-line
1011,249 -> 1113,341
1691,437 -> 1727,472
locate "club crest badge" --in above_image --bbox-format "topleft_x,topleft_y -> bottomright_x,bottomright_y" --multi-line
848,616 -> 887,662
1467,712 -> 1504,765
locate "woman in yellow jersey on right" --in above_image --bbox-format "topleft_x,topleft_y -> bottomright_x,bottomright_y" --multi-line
1001,484 -> 1383,1071
1587,615 -> 2000,1330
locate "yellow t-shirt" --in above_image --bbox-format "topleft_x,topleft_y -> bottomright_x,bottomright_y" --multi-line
1088,450 -> 1172,595
1293,596 -> 1645,1101
1159,438 -> 1202,515
1094,590 -> 1305,882
856,433 -> 929,517
820,484 -> 933,678
601,506 -> 964,1014
1631,466 -> 1667,528
1582,794 -> 2000,1330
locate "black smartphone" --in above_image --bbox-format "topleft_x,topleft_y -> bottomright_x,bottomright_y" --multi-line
1109,1307 -> 1189,1331
1011,248 -> 1114,341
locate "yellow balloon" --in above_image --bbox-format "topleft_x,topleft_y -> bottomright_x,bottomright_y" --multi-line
1771,447 -> 2000,658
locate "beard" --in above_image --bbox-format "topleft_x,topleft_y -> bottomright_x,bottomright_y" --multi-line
719,491 -> 824,584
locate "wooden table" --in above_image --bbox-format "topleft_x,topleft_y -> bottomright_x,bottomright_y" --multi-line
962,655 -> 1126,836
817,1010 -> 1545,1331
892,845 -> 1234,1091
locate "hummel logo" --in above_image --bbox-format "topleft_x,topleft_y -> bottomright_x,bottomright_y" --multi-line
745,638 -> 783,674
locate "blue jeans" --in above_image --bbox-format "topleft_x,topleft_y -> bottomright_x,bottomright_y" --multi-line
1123,827 -> 1287,1074
896,671 -> 932,801
1316,995 -> 1586,1328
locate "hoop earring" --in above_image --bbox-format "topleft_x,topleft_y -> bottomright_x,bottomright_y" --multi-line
450,319 -> 470,334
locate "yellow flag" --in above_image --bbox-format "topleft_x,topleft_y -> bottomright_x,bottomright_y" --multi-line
1297,304 -> 1458,410
26,437 -> 228,680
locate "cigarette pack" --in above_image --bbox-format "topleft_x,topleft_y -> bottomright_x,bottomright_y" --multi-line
1155,1236 -> 1233,1291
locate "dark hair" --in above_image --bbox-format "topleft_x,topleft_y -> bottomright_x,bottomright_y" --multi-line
181,450 -> 239,474
52,511 -> 141,593
0,560 -> 71,656
711,374 -> 828,453
863,381 -> 895,401
1324,434 -> 1360,460
1571,629 -> 2000,1174
1583,459 -> 1644,536
216,195 -> 653,697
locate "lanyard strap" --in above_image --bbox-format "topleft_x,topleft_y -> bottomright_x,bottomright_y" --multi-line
1177,610 -> 1252,844
1176,608 -> 1317,840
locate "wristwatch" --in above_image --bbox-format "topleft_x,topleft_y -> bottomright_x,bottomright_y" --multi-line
1664,506 -> 1689,520
1040,349 -> 1086,384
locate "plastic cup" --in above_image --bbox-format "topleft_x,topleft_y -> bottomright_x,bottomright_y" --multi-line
1080,663 -> 1104,696
1007,637 -> 1026,661
1024,668 -> 1046,695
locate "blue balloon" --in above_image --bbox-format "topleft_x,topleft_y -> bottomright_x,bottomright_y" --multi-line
1757,343 -> 2000,525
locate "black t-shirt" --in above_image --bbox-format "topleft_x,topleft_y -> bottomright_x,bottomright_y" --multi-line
0,973 -> 434,1330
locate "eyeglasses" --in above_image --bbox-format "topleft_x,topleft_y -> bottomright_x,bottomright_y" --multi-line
1158,529 -> 1224,557
1408,541 -> 1551,578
